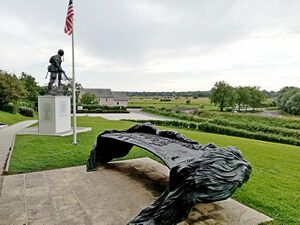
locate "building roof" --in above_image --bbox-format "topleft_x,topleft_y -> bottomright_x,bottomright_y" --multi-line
82,88 -> 113,98
112,91 -> 128,101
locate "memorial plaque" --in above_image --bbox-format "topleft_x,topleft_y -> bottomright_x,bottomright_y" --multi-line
59,100 -> 67,117
42,103 -> 51,121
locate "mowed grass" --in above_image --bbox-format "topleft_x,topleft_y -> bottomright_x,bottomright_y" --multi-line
129,96 -> 216,110
9,116 -> 300,225
0,110 -> 36,125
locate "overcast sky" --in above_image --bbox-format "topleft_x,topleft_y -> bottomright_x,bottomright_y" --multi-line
1,0 -> 300,91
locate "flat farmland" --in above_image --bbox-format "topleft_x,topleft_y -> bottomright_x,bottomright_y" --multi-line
128,96 -> 216,110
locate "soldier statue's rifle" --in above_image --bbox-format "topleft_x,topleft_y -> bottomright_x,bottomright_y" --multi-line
62,71 -> 70,81
45,70 -> 69,80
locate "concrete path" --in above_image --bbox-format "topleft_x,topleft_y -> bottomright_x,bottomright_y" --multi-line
77,109 -> 171,121
0,158 -> 272,225
0,120 -> 37,175
18,126 -> 92,137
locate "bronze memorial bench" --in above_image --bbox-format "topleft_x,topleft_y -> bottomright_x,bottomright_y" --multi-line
87,123 -> 252,225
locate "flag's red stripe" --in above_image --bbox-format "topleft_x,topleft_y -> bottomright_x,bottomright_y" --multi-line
64,0 -> 74,35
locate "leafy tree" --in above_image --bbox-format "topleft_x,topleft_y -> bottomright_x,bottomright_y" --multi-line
63,82 -> 72,96
235,86 -> 251,111
262,89 -> 277,98
63,81 -> 83,103
248,86 -> 265,111
74,83 -> 83,103
285,92 -> 300,115
80,92 -> 98,105
277,87 -> 300,112
277,87 -> 299,110
0,70 -> 27,107
210,81 -> 236,111
39,86 -> 48,96
19,72 -> 40,102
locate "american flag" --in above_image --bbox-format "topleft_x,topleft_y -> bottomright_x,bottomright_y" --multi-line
64,0 -> 74,35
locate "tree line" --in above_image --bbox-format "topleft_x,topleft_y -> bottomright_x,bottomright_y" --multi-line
277,86 -> 300,115
1,69 -> 298,115
210,81 -> 300,115
209,81 -> 266,112
0,69 -> 82,116
0,70 -> 40,114
126,91 -> 210,97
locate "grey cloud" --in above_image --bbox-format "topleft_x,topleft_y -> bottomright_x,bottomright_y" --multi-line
2,0 -> 300,63
1,0 -> 300,90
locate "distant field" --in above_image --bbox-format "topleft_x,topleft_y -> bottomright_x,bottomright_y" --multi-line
128,96 -> 216,110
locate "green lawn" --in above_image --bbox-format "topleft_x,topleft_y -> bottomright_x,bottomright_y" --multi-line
9,116 -> 300,225
0,110 -> 36,125
10,117 -> 157,173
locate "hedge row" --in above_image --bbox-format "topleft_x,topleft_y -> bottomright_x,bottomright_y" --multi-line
126,119 -> 300,146
79,104 -> 127,111
143,107 -> 300,139
210,118 -> 300,139
143,107 -> 206,123
76,109 -> 129,113
1,103 -> 18,114
0,103 -> 34,117
19,107 -> 34,117
195,110 -> 300,130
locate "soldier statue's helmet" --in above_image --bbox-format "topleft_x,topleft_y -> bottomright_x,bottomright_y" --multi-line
58,49 -> 64,56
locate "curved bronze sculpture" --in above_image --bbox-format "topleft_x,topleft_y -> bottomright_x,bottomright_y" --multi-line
87,123 -> 251,225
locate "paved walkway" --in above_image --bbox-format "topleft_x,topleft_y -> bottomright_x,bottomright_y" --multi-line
0,158 -> 272,225
0,120 -> 37,175
77,109 -> 171,121
18,126 -> 92,137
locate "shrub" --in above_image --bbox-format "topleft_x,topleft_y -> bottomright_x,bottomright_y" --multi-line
193,110 -> 300,130
81,104 -> 127,111
18,101 -> 32,107
210,118 -> 300,139
82,104 -> 100,111
285,92 -> 300,115
160,98 -> 171,102
125,119 -> 300,146
19,107 -> 34,117
1,103 -> 18,114
77,109 -> 89,113
76,108 -> 128,113
140,107 -> 300,146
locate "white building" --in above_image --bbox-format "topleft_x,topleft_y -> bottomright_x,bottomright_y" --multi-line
80,88 -> 128,107
112,91 -> 128,107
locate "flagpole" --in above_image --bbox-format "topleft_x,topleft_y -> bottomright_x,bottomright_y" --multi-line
72,28 -> 77,144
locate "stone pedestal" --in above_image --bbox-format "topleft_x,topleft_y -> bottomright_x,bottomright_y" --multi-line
38,96 -> 71,134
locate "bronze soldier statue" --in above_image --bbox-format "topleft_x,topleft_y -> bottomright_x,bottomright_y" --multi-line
46,49 -> 69,92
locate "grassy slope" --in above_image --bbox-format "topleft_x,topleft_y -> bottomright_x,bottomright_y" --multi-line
176,128 -> 300,225
0,110 -> 36,125
9,116 -> 300,225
